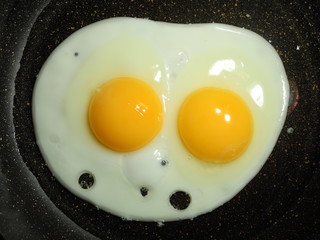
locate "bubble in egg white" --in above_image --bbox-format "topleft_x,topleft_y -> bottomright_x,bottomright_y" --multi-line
32,17 -> 289,222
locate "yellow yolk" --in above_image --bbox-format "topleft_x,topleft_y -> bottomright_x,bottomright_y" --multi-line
178,87 -> 253,163
88,77 -> 163,152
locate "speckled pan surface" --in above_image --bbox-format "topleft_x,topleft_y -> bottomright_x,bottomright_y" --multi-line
0,0 -> 319,239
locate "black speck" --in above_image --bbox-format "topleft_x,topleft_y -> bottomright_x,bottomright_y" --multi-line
161,160 -> 168,166
140,187 -> 149,197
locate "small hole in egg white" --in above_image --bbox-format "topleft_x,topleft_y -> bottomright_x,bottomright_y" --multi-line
78,172 -> 95,189
140,187 -> 149,197
170,191 -> 191,210
161,160 -> 168,166
74,52 -> 79,57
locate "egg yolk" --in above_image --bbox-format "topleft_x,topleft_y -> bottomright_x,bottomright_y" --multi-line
88,77 -> 163,152
178,87 -> 253,163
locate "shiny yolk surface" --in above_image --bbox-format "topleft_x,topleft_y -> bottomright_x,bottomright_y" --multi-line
88,77 -> 163,152
178,87 -> 253,163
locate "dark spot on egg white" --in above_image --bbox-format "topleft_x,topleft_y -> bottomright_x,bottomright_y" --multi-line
140,187 -> 149,197
161,160 -> 168,166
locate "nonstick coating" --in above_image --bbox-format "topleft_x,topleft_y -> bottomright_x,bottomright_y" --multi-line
0,0 -> 319,239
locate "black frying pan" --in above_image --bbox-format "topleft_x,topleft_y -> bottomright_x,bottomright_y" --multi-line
0,1 -> 319,239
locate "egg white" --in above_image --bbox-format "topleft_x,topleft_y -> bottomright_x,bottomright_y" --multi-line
32,17 -> 288,221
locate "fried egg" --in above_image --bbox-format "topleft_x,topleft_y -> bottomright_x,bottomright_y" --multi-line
32,17 -> 288,222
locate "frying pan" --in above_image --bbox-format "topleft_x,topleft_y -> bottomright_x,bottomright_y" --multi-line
0,0 -> 319,239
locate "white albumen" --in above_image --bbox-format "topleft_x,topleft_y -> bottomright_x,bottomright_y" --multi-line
32,17 -> 288,222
